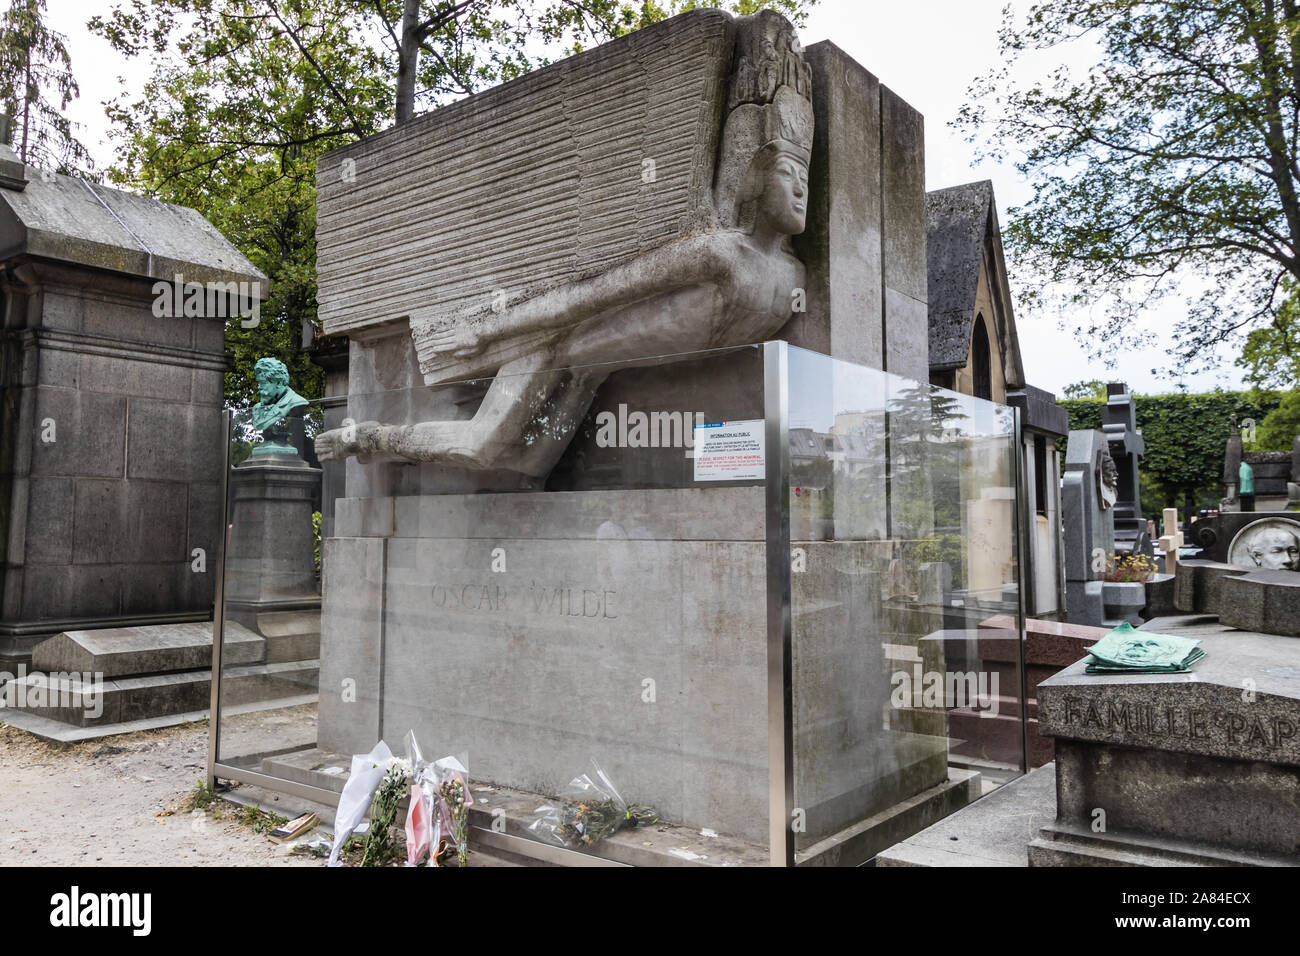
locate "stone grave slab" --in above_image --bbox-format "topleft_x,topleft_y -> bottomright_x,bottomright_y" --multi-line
1218,569 -> 1300,637
31,621 -> 264,678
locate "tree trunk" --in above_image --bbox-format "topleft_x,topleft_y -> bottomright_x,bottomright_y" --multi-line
395,0 -> 422,125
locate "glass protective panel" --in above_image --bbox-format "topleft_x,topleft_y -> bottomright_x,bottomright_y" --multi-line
213,341 -> 1025,865
785,345 -> 1025,862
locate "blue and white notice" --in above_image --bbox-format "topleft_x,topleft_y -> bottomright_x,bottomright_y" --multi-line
692,419 -> 766,481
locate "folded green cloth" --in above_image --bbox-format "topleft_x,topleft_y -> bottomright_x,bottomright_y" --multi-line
1083,622 -> 1205,674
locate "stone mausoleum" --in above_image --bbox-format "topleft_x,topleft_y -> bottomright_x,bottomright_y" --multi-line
925,179 -> 1068,619
0,131 -> 264,670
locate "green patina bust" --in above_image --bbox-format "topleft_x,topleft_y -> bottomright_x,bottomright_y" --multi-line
1239,460 -> 1255,496
250,357 -> 309,456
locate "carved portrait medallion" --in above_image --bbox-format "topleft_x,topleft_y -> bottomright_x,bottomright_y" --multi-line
1228,518 -> 1300,571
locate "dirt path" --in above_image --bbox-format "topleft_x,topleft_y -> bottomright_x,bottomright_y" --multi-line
0,722 -> 315,867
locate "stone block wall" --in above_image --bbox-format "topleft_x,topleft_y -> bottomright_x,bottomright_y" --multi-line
0,260 -> 227,660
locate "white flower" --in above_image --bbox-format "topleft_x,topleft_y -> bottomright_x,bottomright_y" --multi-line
377,756 -> 413,782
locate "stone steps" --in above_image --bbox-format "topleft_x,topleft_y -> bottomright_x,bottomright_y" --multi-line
252,746 -> 982,867
1,660 -> 319,727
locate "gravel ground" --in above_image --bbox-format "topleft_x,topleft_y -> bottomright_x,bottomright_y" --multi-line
0,721 -> 316,867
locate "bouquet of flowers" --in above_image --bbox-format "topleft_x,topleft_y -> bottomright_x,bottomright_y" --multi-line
361,755 -> 413,866
431,755 -> 472,867
528,761 -> 658,849
328,741 -> 393,866
404,731 -> 441,866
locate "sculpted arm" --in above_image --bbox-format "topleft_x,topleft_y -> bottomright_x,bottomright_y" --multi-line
420,232 -> 735,358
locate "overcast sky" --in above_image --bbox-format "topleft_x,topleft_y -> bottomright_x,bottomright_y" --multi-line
45,0 -> 1247,396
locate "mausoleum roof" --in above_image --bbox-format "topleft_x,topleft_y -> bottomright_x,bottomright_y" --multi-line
0,143 -> 265,288
925,180 -> 1025,388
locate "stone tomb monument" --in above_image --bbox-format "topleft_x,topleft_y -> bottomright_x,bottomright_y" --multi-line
1031,626 -> 1300,865
880,616 -> 1300,866
304,10 -> 971,861
1061,429 -> 1116,626
1100,383 -> 1147,554
0,130 -> 323,736
1175,510 -> 1300,638
0,127 -> 263,671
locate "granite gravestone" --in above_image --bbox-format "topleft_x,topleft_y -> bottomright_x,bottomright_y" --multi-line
1061,430 -> 1116,627
1101,383 -> 1147,554
307,10 -> 959,860
1032,624 -> 1300,865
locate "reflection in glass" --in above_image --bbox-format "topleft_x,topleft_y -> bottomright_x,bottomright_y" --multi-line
210,344 -> 1025,866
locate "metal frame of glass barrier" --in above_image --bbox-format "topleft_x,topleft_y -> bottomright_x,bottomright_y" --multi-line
764,341 -> 795,867
1012,404 -> 1031,776
206,341 -> 1027,867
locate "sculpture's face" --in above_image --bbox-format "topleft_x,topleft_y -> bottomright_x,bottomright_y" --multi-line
1249,529 -> 1300,570
1096,446 -> 1119,509
256,373 -> 285,404
1114,639 -> 1161,664
757,154 -> 808,236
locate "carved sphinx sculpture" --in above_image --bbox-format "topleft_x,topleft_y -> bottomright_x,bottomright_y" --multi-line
315,12 -> 814,477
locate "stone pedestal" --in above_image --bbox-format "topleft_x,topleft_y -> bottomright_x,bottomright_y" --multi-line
318,486 -> 964,856
1101,581 -> 1145,626
1030,626 -> 1300,866
226,455 -> 321,630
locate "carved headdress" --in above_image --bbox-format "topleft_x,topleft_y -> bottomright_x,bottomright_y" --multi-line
714,11 -> 815,229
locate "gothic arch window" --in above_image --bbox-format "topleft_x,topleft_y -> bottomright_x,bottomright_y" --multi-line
972,314 -> 992,401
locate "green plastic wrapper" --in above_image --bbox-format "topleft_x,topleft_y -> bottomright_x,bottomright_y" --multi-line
1083,622 -> 1205,674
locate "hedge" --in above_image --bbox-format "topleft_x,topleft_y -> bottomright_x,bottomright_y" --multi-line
1056,391 -> 1282,516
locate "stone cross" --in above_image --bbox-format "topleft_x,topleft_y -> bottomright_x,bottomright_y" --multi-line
1158,507 -> 1183,575
1102,383 -> 1146,552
